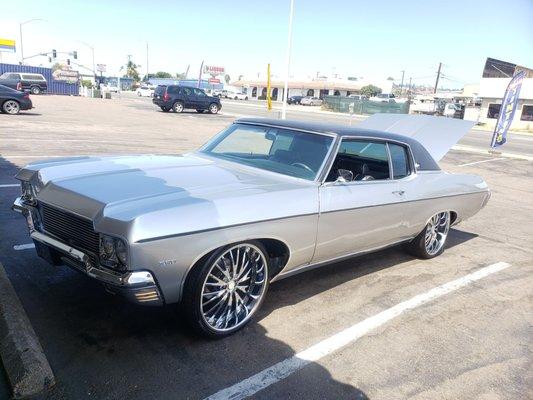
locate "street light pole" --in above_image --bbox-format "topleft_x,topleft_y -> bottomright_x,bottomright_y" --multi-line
281,0 -> 295,120
19,19 -> 43,64
78,41 -> 96,80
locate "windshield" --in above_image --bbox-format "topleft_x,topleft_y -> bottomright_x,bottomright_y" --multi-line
200,124 -> 334,180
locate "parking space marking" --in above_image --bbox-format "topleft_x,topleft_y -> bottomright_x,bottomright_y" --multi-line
0,184 -> 19,188
459,157 -> 505,167
13,243 -> 35,251
204,261 -> 511,400
452,144 -> 533,161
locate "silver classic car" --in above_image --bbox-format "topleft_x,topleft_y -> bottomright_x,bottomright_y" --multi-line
12,117 -> 489,337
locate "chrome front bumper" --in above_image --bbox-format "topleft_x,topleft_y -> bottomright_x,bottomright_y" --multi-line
12,197 -> 163,305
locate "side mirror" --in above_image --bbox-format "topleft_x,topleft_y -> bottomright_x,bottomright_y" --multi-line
336,169 -> 354,183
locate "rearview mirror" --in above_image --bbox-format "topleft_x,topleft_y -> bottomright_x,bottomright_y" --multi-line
336,169 -> 354,183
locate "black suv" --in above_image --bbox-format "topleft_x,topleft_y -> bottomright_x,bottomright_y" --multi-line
153,85 -> 221,114
0,72 -> 48,94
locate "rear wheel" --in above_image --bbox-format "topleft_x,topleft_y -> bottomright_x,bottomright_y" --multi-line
404,211 -> 450,259
183,241 -> 269,337
173,101 -> 184,113
209,103 -> 219,114
2,100 -> 20,114
30,86 -> 41,95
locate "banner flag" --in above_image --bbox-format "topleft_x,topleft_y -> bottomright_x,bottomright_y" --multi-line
490,70 -> 526,148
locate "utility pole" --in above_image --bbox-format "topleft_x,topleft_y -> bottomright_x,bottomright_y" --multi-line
19,19 -> 44,64
400,70 -> 405,94
408,77 -> 412,92
281,0 -> 295,119
197,60 -> 204,88
146,42 -> 149,81
434,62 -> 442,94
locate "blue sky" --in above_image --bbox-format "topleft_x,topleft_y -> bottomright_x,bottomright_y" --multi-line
0,0 -> 532,87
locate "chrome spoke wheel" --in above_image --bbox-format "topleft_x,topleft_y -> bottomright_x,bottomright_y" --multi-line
201,244 -> 268,332
3,100 -> 20,114
424,212 -> 450,256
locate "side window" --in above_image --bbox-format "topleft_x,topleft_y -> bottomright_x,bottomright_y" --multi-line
181,87 -> 192,96
327,140 -> 390,182
487,103 -> 501,119
193,88 -> 206,97
388,143 -> 410,179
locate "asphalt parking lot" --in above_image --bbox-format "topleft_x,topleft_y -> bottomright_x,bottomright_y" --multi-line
0,95 -> 532,400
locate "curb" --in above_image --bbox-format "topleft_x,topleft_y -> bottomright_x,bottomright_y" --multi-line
0,262 -> 55,399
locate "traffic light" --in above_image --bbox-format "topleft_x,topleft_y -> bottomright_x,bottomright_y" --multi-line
73,51 -> 77,60
48,57 -> 52,63
52,49 -> 57,58
67,59 -> 70,66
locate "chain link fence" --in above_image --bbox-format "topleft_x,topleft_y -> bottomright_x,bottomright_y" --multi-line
322,96 -> 410,115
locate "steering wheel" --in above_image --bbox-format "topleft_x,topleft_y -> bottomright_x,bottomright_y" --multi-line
291,162 -> 314,174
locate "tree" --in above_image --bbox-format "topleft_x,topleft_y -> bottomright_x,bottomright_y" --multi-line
122,56 -> 140,81
360,84 -> 382,97
175,72 -> 187,79
387,76 -> 394,81
154,71 -> 172,78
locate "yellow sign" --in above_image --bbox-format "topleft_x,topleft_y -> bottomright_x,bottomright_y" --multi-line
0,38 -> 16,53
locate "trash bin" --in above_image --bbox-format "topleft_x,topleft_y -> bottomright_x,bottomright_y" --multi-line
105,92 -> 112,99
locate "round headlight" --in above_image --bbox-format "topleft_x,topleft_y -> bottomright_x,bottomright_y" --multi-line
115,240 -> 128,266
101,236 -> 115,258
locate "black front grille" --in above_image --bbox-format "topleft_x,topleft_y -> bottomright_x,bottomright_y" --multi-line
40,203 -> 99,255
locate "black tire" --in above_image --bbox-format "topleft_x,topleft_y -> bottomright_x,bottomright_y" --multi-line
2,100 -> 20,114
403,211 -> 451,259
182,241 -> 270,338
196,109 -> 205,113
30,86 -> 41,95
160,106 -> 170,112
208,103 -> 219,114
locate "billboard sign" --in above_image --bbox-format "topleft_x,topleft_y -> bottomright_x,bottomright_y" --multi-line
490,70 -> 526,148
0,38 -> 16,53
52,64 -> 80,84
204,65 -> 224,75
96,63 -> 106,72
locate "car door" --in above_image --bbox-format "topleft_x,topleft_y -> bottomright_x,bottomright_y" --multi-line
192,88 -> 209,109
313,138 -> 406,263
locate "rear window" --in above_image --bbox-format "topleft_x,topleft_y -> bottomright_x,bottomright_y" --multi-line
154,86 -> 167,95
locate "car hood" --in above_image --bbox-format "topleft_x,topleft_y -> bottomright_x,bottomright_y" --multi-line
357,114 -> 475,161
22,153 -> 314,223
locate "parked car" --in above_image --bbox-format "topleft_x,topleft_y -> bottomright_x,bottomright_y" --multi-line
0,84 -> 33,114
212,89 -> 223,97
287,95 -> 303,104
300,96 -> 323,106
0,72 -> 48,94
347,94 -> 368,101
369,93 -> 395,102
12,116 -> 488,337
136,86 -> 154,97
232,92 -> 249,100
152,85 -> 221,114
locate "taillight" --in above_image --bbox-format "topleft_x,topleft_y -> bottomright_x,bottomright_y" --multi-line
16,82 -> 22,91
163,92 -> 170,101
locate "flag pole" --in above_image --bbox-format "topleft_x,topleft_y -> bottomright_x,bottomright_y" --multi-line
281,0 -> 294,120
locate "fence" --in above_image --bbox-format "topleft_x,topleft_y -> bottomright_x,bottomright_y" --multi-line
323,96 -> 410,115
0,63 -> 79,95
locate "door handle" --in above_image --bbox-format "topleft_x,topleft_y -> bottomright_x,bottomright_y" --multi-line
392,190 -> 405,196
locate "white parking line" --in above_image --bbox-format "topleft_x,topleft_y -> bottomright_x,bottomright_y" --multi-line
13,243 -> 35,251
459,157 -> 505,167
204,261 -> 511,400
452,145 -> 533,161
0,184 -> 19,188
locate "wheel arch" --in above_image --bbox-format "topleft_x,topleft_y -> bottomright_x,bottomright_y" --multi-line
181,237 -> 291,299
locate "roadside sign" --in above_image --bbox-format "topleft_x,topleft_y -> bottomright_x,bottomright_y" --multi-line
0,38 -> 16,53
208,78 -> 220,84
96,64 -> 106,72
204,65 -> 224,75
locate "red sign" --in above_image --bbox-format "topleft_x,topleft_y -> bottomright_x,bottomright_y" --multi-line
208,78 -> 221,84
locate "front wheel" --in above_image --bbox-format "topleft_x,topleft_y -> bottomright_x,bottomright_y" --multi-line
208,103 -> 219,114
183,241 -> 269,337
2,100 -> 20,114
404,211 -> 450,259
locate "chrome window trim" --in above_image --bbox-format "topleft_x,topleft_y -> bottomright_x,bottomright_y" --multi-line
320,135 -> 418,186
